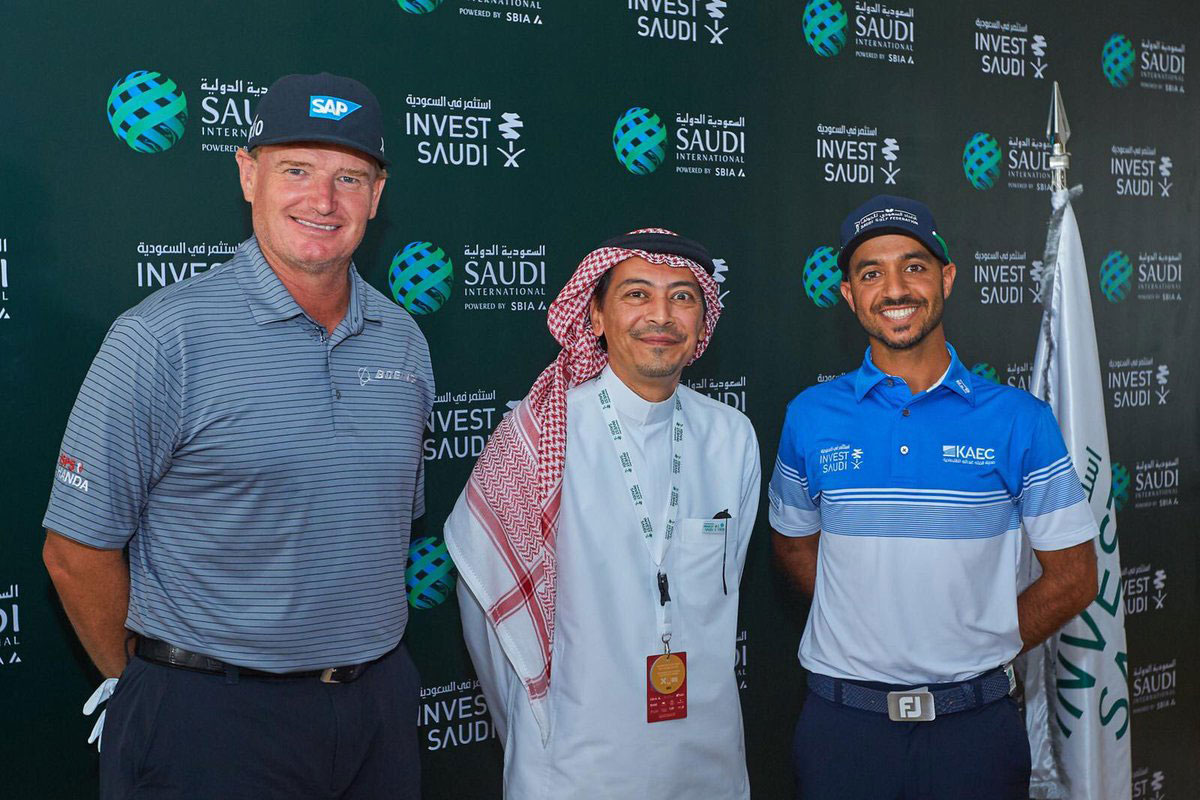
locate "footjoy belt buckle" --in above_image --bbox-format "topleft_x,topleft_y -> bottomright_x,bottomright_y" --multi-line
1004,663 -> 1017,695
887,689 -> 936,722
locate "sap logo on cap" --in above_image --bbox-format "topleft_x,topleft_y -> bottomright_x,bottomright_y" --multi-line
310,96 -> 362,120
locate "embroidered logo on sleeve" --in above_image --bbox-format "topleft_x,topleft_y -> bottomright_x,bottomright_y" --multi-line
55,452 -> 90,493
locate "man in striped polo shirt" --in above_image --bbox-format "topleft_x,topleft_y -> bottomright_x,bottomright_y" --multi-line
770,195 -> 1098,800
43,73 -> 431,799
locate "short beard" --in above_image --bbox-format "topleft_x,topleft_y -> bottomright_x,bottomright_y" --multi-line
633,355 -> 683,379
630,325 -> 688,379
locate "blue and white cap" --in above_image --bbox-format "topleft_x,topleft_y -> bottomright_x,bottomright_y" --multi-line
247,72 -> 389,166
838,194 -> 949,272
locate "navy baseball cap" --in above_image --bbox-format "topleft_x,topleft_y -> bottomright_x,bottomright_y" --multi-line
246,72 -> 389,166
837,194 -> 950,273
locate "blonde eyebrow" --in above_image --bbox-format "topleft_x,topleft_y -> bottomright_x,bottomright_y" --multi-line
275,160 -> 374,180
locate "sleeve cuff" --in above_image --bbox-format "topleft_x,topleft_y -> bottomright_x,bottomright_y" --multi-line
1028,523 -> 1098,552
42,515 -> 131,551
768,509 -> 821,537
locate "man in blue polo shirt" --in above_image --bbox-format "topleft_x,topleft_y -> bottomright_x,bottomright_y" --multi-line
770,195 -> 1098,800
42,73 -> 431,799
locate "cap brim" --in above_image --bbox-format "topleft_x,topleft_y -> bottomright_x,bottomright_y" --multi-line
838,226 -> 947,272
246,133 -> 390,167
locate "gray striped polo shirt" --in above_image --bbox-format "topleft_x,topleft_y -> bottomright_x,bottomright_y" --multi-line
44,237 -> 434,671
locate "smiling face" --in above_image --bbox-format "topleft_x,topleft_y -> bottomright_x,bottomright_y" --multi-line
589,256 -> 705,398
840,233 -> 956,352
235,142 -> 386,277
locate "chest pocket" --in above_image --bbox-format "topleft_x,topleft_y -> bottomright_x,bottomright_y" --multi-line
673,517 -> 737,614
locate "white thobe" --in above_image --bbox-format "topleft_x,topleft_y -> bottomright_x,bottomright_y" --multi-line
455,367 -> 761,799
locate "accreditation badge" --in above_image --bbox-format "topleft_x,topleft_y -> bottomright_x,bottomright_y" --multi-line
646,652 -> 688,723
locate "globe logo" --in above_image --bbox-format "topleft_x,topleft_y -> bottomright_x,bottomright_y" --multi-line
802,0 -> 849,57
802,246 -> 842,308
406,536 -> 456,609
962,132 -> 1002,191
1111,462 -> 1131,513
613,107 -> 667,175
389,241 -> 453,314
970,363 -> 1000,384
397,0 -> 442,12
1099,249 -> 1133,303
1101,33 -> 1136,88
106,70 -> 188,153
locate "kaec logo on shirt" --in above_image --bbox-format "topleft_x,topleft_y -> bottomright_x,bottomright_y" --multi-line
309,96 -> 362,121
942,444 -> 997,465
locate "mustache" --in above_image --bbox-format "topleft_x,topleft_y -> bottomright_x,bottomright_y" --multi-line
873,296 -> 925,311
631,325 -> 685,343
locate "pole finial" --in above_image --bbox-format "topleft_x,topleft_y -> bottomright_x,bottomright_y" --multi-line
1047,81 -> 1070,190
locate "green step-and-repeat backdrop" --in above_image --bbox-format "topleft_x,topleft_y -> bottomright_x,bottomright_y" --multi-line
2,2 -> 1196,797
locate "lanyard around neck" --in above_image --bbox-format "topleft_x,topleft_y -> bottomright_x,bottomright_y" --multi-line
597,383 -> 684,565
596,381 -> 685,651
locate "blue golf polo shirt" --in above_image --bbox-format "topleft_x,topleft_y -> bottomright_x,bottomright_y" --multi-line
44,237 -> 434,671
769,344 -> 1097,684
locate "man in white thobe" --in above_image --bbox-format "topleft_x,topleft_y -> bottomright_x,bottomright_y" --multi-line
446,230 -> 760,798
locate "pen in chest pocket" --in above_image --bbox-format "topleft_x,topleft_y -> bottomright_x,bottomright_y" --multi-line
714,509 -> 731,595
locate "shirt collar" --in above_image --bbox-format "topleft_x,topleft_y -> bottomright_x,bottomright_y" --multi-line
354,268 -> 384,326
939,343 -> 977,404
598,365 -> 677,426
235,236 -> 380,333
341,266 -> 382,336
852,342 -> 976,405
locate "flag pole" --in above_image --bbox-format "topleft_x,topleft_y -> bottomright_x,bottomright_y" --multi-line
1025,81 -> 1132,800
1047,81 -> 1070,191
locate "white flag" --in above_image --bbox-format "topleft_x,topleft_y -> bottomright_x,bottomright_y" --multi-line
1022,187 -> 1132,799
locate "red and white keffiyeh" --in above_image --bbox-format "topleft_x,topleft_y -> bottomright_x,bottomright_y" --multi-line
448,229 -> 722,738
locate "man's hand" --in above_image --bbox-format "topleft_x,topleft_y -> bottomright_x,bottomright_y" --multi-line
43,530 -> 133,678
1017,539 -> 1098,653
772,530 -> 820,597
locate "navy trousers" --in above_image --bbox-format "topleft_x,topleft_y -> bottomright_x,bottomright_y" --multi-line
793,687 -> 1031,800
99,643 -> 421,800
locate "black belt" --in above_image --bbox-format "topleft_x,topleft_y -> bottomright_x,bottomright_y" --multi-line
136,637 -> 376,684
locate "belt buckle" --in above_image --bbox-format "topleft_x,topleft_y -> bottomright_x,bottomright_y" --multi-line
1004,663 -> 1017,695
887,689 -> 936,722
320,664 -> 364,684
